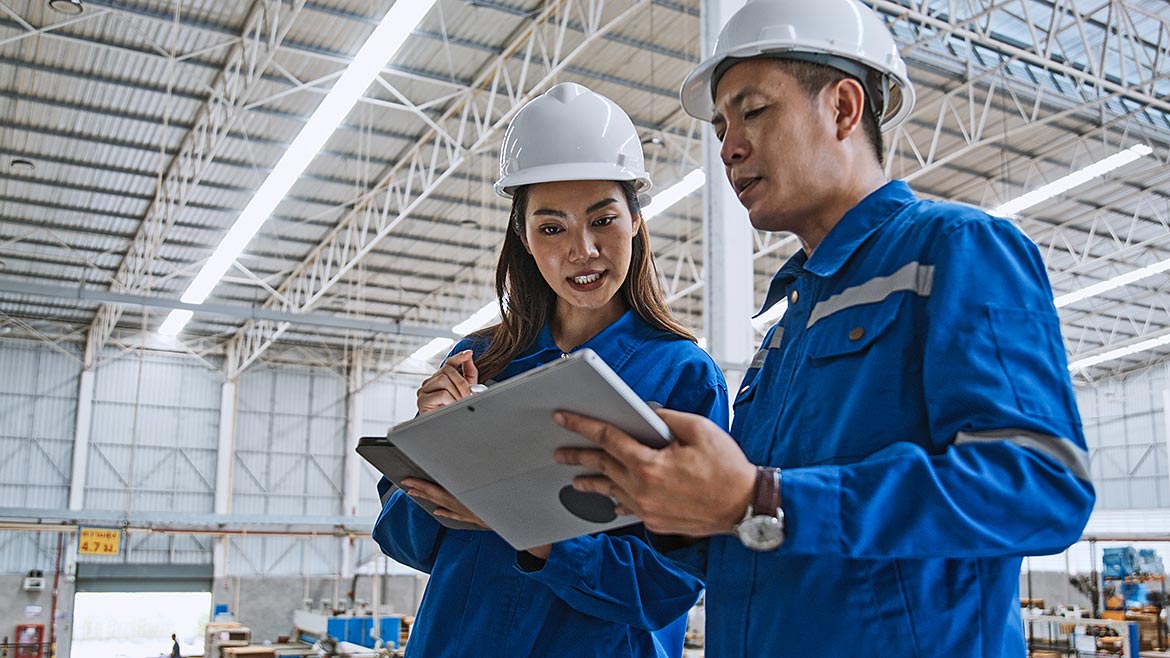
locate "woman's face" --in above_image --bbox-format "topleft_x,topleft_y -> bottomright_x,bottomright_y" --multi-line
521,179 -> 640,314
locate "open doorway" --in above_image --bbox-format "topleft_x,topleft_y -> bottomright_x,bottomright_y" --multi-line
71,592 -> 211,658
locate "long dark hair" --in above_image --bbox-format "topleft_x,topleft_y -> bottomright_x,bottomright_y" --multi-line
473,180 -> 696,381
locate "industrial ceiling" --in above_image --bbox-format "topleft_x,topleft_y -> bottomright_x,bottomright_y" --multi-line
0,0 -> 1167,382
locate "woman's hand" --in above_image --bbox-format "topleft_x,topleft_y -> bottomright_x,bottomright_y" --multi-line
417,350 -> 479,415
401,478 -> 489,530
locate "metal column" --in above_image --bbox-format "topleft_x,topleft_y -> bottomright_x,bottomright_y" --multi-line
341,350 -> 367,582
343,350 -> 366,518
1163,388 -> 1170,502
68,369 -> 96,511
701,0 -> 753,392
213,380 -> 237,581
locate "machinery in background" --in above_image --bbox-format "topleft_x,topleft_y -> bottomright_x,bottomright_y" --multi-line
1101,545 -> 1167,652
1024,546 -> 1169,656
294,599 -> 409,650
203,600 -> 413,658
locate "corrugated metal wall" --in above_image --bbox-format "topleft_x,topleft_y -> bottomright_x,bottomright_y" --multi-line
6,331 -> 1169,575
359,375 -> 423,520
0,530 -> 67,573
87,350 -> 222,515
1077,365 -> 1170,509
0,340 -> 81,510
234,363 -> 346,517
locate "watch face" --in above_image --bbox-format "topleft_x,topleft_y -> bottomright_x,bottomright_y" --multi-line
736,515 -> 785,551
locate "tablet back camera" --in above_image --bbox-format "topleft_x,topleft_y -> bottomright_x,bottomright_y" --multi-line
558,485 -> 618,523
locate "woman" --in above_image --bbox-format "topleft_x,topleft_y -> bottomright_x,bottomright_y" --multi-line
372,82 -> 728,657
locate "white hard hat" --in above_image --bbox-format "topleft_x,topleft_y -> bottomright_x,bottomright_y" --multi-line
495,82 -> 652,199
679,0 -> 915,130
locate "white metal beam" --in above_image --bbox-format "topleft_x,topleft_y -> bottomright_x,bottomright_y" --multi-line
84,0 -> 308,367
222,0 -> 655,379
871,0 -> 1170,116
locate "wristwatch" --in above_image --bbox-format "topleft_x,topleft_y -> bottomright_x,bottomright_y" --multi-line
734,466 -> 785,551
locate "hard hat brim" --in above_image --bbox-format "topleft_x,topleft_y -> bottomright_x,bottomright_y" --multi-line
494,163 -> 653,199
680,43 -> 915,130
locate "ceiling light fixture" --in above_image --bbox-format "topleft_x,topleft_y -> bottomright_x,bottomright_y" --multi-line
158,0 -> 440,336
1067,331 -> 1170,372
990,144 -> 1153,218
642,169 -> 705,221
452,301 -> 499,336
48,0 -> 83,15
10,158 -> 35,172
158,310 -> 193,336
1054,258 -> 1170,308
409,337 -> 456,364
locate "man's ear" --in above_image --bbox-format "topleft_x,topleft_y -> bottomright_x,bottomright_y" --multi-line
830,77 -> 866,142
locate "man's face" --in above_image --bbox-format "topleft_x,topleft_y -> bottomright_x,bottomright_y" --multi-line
711,59 -> 838,235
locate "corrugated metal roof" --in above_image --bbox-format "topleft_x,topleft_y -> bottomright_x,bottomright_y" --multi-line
0,0 -> 1168,379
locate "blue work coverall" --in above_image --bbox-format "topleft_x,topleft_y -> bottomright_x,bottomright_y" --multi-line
665,181 -> 1095,657
374,309 -> 728,657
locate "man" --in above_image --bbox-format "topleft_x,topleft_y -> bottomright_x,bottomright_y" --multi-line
553,0 -> 1096,655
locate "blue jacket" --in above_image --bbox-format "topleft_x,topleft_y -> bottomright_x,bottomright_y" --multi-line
374,310 -> 729,657
665,181 -> 1095,657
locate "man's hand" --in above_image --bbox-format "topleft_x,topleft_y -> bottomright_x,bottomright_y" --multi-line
401,477 -> 488,530
417,350 -> 479,415
553,409 -> 757,537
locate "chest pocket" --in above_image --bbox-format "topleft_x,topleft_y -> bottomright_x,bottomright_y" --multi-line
804,296 -> 901,361
799,297 -> 911,464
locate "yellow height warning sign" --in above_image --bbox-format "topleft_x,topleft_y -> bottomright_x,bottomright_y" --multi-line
78,527 -> 121,555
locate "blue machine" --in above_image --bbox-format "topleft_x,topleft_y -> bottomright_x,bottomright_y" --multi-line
327,616 -> 400,649
294,610 -> 401,650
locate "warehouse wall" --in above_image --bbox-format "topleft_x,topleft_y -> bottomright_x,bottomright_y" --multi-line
0,339 -> 424,578
1076,364 -> 1170,509
0,574 -> 75,658
0,530 -> 76,658
86,351 -> 221,516
4,336 -> 1170,638
0,341 -> 80,510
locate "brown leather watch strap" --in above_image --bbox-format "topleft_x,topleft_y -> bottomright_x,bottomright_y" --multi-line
751,466 -> 781,517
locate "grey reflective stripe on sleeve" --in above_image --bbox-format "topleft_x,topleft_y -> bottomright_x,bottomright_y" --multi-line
380,485 -> 395,506
954,430 -> 1091,482
806,262 -> 935,328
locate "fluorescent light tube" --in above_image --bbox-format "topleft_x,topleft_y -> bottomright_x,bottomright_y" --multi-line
452,301 -> 499,336
643,169 -> 706,221
991,144 -> 1152,217
158,310 -> 193,336
410,337 -> 455,364
1068,331 -> 1170,371
159,0 -> 439,335
1055,258 -> 1170,308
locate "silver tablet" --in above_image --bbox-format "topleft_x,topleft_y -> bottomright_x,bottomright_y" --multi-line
357,348 -> 672,550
